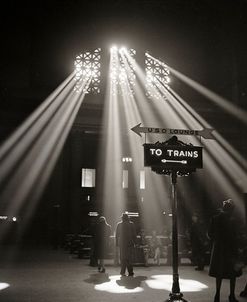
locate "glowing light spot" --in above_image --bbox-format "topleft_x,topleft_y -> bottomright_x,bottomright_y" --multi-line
0,282 -> 10,291
165,76 -> 171,83
110,46 -> 118,52
145,275 -> 208,292
95,275 -> 144,293
88,211 -> 99,217
0,215 -> 8,220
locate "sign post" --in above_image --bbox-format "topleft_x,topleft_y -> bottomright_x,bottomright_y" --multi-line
169,169 -> 184,301
142,135 -> 203,302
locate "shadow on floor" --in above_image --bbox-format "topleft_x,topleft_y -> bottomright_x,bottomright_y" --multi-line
116,276 -> 147,289
84,273 -> 111,285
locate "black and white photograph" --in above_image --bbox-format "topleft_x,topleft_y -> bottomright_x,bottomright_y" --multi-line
0,1 -> 247,301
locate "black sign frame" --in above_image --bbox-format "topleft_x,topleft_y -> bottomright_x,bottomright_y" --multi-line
143,143 -> 203,170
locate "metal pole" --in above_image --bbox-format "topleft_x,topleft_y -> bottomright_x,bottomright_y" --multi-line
166,170 -> 187,302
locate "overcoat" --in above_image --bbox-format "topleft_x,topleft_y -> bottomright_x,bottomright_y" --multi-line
116,220 -> 136,258
208,210 -> 242,278
94,221 -> 111,259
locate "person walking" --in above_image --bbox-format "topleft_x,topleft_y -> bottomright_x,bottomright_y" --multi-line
208,199 -> 242,302
116,213 -> 137,277
94,216 -> 111,273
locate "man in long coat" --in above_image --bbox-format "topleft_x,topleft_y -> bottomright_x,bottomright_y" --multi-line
116,213 -> 136,276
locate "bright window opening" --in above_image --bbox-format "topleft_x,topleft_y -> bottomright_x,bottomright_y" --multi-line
140,170 -> 145,189
122,170 -> 128,189
81,168 -> 96,187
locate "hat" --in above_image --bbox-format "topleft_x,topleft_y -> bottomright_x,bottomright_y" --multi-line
121,213 -> 129,221
99,216 -> 106,222
222,199 -> 234,212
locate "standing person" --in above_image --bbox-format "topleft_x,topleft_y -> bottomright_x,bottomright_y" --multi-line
239,214 -> 247,297
89,216 -> 99,267
208,199 -> 242,302
139,228 -> 149,267
189,212 -> 208,271
116,213 -> 136,277
94,216 -> 111,273
150,230 -> 162,266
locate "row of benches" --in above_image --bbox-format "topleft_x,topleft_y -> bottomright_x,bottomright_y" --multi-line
62,233 -> 200,265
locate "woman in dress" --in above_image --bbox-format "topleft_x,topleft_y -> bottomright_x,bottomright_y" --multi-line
208,199 -> 242,302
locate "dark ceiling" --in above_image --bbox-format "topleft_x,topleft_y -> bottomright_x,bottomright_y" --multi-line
0,0 -> 247,156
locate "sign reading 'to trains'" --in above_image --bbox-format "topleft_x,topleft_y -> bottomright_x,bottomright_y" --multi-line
143,144 -> 203,170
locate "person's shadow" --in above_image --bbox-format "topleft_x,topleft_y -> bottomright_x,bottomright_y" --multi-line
116,276 -> 147,289
84,273 -> 111,285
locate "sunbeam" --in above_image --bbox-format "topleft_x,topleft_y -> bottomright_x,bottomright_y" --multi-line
147,53 -> 247,126
0,73 -> 91,241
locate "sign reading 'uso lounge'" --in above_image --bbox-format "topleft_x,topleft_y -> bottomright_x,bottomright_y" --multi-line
143,144 -> 203,170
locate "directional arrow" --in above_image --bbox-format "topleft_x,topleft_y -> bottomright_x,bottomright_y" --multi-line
197,128 -> 214,139
131,123 -> 214,139
161,159 -> 188,164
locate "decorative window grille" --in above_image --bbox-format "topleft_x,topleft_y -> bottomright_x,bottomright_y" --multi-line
74,48 -> 101,94
145,54 -> 170,100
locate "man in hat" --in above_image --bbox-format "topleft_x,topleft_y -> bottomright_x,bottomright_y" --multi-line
116,213 -> 137,277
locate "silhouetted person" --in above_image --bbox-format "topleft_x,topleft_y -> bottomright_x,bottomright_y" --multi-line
89,216 -> 99,266
116,213 -> 136,276
94,216 -> 111,273
189,212 -> 207,271
208,199 -> 242,302
150,230 -> 161,265
239,226 -> 247,297
139,228 -> 149,266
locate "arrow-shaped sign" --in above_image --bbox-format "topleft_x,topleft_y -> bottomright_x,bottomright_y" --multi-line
131,123 -> 214,139
161,159 -> 188,164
